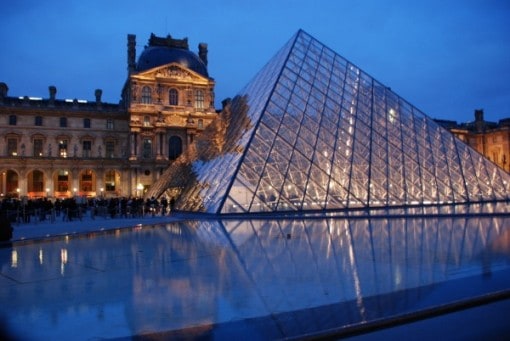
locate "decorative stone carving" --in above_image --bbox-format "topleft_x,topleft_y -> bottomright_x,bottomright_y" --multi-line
160,65 -> 194,80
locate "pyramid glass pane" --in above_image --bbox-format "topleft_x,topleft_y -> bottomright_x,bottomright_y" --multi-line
147,30 -> 510,214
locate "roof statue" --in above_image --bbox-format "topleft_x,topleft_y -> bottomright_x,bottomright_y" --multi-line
146,30 -> 510,214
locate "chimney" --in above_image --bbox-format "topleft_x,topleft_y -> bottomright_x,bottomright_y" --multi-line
474,109 -> 484,122
0,82 -> 8,103
127,34 -> 136,73
49,85 -> 57,105
198,43 -> 208,66
95,89 -> 102,104
474,109 -> 484,133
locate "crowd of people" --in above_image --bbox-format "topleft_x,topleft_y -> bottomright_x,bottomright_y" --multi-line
0,196 -> 175,225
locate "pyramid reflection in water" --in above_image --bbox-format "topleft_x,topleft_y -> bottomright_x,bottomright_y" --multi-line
148,30 -> 510,214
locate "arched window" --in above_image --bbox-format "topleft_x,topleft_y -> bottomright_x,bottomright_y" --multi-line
56,170 -> 69,193
168,136 -> 183,160
105,170 -> 117,192
169,88 -> 179,105
195,89 -> 204,109
141,86 -> 152,104
80,169 -> 95,193
6,170 -> 19,196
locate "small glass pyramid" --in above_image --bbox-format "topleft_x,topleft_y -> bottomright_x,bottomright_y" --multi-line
148,29 -> 510,214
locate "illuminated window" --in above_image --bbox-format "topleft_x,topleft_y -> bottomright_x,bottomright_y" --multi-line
169,88 -> 179,105
83,118 -> 91,128
142,138 -> 152,158
80,169 -> 94,192
35,116 -> 43,126
59,140 -> 68,158
9,115 -> 17,125
57,170 -> 69,192
33,139 -> 44,157
60,117 -> 67,127
141,86 -> 152,104
195,90 -> 204,109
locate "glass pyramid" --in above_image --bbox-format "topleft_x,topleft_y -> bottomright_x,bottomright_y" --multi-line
150,29 -> 510,214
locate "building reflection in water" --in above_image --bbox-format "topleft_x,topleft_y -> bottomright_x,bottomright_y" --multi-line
1,215 -> 509,339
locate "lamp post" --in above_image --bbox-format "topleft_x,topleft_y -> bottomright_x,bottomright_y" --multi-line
46,188 -> 50,198
100,187 -> 104,199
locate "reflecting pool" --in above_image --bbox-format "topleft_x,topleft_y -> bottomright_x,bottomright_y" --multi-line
1,216 -> 510,339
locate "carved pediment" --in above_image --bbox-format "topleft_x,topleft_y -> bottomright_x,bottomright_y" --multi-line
135,63 -> 206,82
158,65 -> 195,80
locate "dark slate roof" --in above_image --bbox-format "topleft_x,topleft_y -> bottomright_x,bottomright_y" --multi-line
136,46 -> 209,77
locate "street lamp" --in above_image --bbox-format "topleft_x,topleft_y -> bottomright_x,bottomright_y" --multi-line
46,188 -> 50,197
100,187 -> 104,198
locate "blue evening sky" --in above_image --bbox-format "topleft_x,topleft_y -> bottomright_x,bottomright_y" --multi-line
1,0 -> 509,123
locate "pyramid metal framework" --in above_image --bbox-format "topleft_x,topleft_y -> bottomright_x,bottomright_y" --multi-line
158,29 -> 510,214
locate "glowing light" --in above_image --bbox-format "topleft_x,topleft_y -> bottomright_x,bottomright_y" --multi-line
11,250 -> 18,268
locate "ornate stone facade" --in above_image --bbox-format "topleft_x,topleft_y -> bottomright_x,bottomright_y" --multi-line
435,109 -> 510,173
0,33 -> 217,199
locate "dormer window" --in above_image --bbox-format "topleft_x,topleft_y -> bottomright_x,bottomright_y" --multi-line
141,86 -> 152,104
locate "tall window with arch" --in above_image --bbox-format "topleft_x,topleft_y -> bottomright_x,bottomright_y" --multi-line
105,170 -> 117,192
33,138 -> 44,157
142,138 -> 152,159
6,170 -> 19,195
80,169 -> 94,192
195,89 -> 204,109
28,170 -> 44,193
105,140 -> 115,158
56,170 -> 69,192
141,86 -> 152,104
7,138 -> 18,156
168,136 -> 183,160
169,88 -> 179,105
58,140 -> 68,158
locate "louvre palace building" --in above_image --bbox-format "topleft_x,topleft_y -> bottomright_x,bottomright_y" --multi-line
1,30 -> 509,212
0,33 -> 217,200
